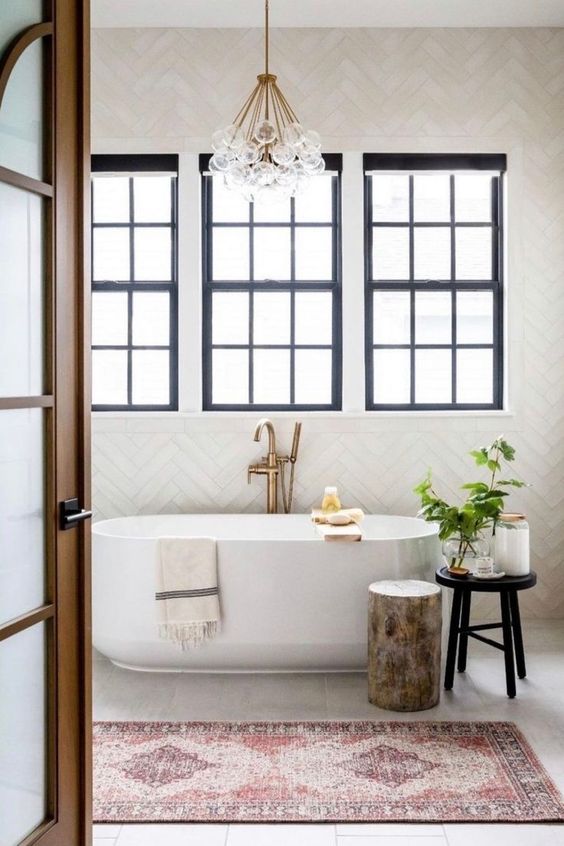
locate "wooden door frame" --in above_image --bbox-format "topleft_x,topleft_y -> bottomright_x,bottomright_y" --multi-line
48,0 -> 92,844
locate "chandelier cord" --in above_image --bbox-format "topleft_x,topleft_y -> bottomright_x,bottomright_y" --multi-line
264,0 -> 270,120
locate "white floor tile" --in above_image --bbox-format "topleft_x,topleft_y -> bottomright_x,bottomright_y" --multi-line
94,825 -> 122,838
94,840 -> 117,846
443,824 -> 557,846
227,824 -> 336,846
337,837 -> 446,846
117,823 -> 228,845
336,824 -> 444,836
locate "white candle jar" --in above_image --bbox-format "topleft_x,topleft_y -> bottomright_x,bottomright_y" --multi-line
494,513 -> 530,576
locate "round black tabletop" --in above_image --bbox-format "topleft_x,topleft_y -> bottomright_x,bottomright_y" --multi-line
435,566 -> 537,593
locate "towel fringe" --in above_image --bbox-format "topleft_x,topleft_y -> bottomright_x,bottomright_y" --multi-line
158,620 -> 221,650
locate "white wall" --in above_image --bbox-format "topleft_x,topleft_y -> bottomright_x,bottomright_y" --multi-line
92,27 -> 564,618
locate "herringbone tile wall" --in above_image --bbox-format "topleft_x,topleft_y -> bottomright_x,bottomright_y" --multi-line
92,27 -> 564,618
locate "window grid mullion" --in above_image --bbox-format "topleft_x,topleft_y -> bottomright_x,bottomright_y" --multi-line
249,200 -> 255,405
203,171 -> 341,411
365,164 -> 503,411
91,157 -> 178,411
127,177 -> 135,406
450,175 -> 457,405
409,175 -> 415,405
290,196 -> 296,404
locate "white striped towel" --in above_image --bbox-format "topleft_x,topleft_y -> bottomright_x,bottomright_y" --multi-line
156,537 -> 220,650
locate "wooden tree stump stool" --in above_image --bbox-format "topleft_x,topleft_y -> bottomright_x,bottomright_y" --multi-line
368,580 -> 442,712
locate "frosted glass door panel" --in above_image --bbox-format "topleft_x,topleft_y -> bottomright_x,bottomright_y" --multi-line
0,1 -> 44,57
0,622 -> 47,846
0,183 -> 44,396
0,409 -> 45,626
0,39 -> 45,181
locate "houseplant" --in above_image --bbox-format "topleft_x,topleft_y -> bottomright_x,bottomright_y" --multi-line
414,436 -> 526,575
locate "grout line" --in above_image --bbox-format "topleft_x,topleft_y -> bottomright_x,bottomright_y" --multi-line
224,823 -> 230,846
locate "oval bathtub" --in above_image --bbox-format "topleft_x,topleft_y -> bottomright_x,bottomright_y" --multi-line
92,514 -> 440,672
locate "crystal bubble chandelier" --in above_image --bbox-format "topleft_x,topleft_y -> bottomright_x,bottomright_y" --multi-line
209,0 -> 324,203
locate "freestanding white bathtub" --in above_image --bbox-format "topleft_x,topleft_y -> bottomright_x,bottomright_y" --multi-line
92,514 -> 440,672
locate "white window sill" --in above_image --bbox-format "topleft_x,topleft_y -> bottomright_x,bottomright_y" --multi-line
92,409 -> 515,419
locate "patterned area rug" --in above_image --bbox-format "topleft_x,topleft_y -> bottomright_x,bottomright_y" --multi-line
93,721 -> 564,823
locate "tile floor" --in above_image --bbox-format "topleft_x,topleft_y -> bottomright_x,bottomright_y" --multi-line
93,621 -> 564,846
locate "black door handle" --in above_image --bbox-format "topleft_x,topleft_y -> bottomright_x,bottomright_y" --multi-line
59,498 -> 93,530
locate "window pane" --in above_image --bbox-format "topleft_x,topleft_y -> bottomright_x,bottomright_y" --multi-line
213,178 -> 249,223
134,227 -> 171,281
372,227 -> 409,280
457,349 -> 493,404
0,184 -> 44,396
93,228 -> 130,282
212,292 -> 249,345
295,350 -> 332,404
295,228 -> 332,280
373,291 -> 410,344
253,349 -> 290,404
373,349 -> 410,404
134,176 -> 172,223
212,228 -> 249,280
414,174 -> 450,222
132,350 -> 169,404
253,197 -> 291,223
457,291 -> 493,344
455,174 -> 492,222
415,292 -> 451,344
0,623 -> 47,846
295,292 -> 332,345
295,175 -> 332,223
254,292 -> 290,345
92,350 -> 128,405
132,292 -> 170,346
415,349 -> 451,404
456,227 -> 492,280
254,228 -> 291,280
0,409 -> 45,625
93,177 -> 130,223
414,227 -> 450,280
371,174 -> 409,223
92,291 -> 128,346
212,349 -> 248,404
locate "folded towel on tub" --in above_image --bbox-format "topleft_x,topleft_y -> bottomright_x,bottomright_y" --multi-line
156,537 -> 220,650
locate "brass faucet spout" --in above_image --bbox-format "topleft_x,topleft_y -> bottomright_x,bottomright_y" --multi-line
253,417 -> 277,455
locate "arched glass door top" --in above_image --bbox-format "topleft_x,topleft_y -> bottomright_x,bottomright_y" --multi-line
0,21 -> 52,184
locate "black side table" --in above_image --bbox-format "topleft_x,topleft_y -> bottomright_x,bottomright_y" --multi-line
435,567 -> 537,698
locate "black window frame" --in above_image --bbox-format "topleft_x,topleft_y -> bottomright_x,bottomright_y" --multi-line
91,154 -> 179,412
201,153 -> 343,411
364,153 -> 506,411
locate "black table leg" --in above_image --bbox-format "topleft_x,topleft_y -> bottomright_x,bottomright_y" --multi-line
509,590 -> 526,679
457,590 -> 472,673
445,588 -> 463,690
500,592 -> 516,698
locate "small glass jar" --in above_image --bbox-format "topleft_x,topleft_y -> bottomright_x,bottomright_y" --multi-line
494,513 -> 530,576
442,535 -> 490,570
321,486 -> 341,514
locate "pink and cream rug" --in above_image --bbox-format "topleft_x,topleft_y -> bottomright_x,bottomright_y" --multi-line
93,721 -> 564,823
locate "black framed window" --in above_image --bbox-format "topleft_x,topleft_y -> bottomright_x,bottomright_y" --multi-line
91,154 -> 178,410
364,153 -> 505,410
201,154 -> 342,410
